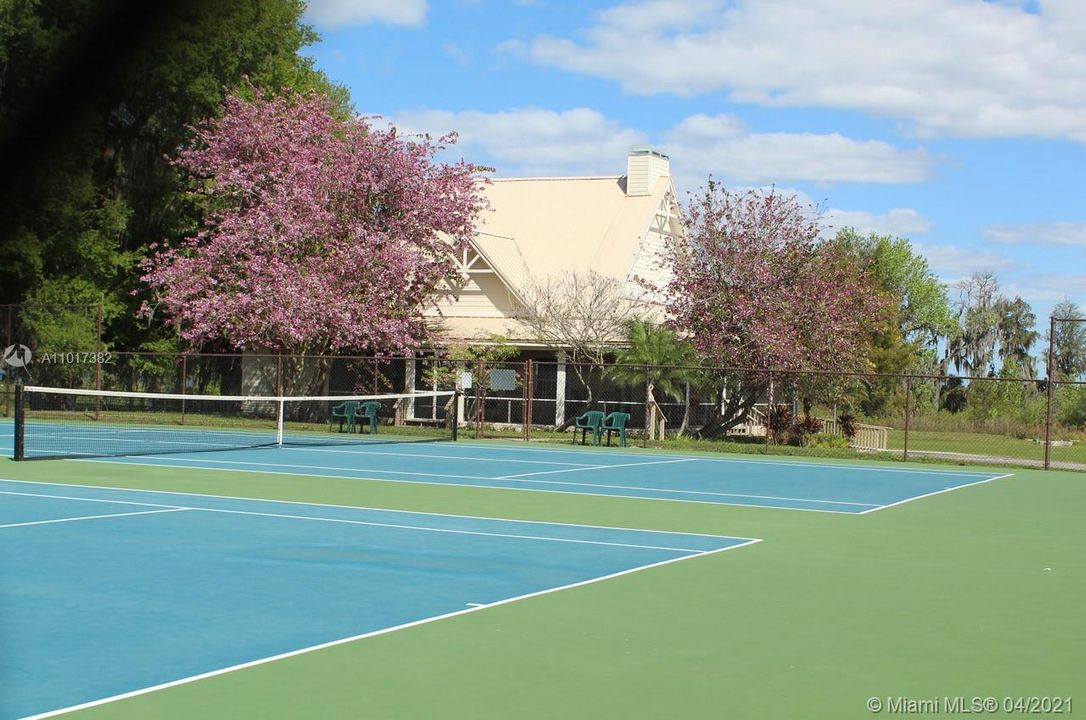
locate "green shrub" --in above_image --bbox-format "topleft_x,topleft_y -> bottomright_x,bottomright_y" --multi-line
837,411 -> 858,439
809,433 -> 849,449
766,404 -> 793,444
789,415 -> 824,446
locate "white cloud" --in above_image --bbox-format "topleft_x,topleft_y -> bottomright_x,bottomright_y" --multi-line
390,107 -> 933,186
304,0 -> 428,28
389,107 -> 649,176
823,208 -> 933,238
759,188 -> 934,239
913,242 -> 1018,277
442,42 -> 470,66
520,0 -> 1086,142
982,221 -> 1086,247
1002,274 -> 1086,307
663,114 -> 934,185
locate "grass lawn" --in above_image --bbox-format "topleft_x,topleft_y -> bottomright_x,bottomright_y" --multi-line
886,429 -> 1086,464
513,422 -> 1086,469
1,445 -> 1082,720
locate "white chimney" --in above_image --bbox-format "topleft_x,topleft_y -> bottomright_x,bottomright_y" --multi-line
626,146 -> 670,197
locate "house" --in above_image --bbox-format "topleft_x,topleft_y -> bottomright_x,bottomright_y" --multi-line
415,146 -> 685,425
241,148 -> 684,428
427,146 -> 682,347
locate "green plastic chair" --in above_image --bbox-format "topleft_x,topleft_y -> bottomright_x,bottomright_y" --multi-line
330,400 -> 360,432
602,411 -> 631,447
573,410 -> 605,445
358,401 -> 382,434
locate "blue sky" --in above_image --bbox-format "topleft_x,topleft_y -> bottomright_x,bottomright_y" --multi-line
301,0 -> 1086,336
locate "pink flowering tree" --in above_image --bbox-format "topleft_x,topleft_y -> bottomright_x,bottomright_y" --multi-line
662,183 -> 887,437
140,88 -> 487,364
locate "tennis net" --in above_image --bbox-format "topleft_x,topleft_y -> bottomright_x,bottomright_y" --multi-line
12,385 -> 458,460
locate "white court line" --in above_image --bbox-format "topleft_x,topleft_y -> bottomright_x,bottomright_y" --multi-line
64,459 -> 866,514
401,440 -> 1001,478
859,473 -> 1014,514
205,456 -> 873,506
495,458 -> 697,479
490,476 -> 877,507
283,446 -> 597,467
0,489 -> 188,510
25,427 -> 273,440
100,454 -> 874,507
0,478 -> 755,541
184,506 -> 716,553
0,507 -> 189,529
118,455 -> 500,482
20,538 -> 762,720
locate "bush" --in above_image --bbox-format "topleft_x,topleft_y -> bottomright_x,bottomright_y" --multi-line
837,411 -> 858,439
766,404 -> 793,444
809,433 -> 849,449
1057,385 -> 1086,429
790,415 -> 824,446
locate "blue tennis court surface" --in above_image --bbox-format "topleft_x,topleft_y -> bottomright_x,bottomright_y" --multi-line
0,423 -> 1009,513
52,442 -> 1010,514
0,478 -> 756,719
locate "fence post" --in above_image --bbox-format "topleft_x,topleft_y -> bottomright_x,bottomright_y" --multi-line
522,360 -> 531,441
1044,315 -> 1055,470
451,389 -> 460,441
644,364 -> 651,448
903,375 -> 911,462
180,354 -> 188,426
2,306 -> 9,417
474,358 -> 484,439
94,302 -> 103,420
764,371 -> 773,453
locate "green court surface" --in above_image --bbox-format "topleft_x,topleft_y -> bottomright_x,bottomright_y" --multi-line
3,447 -> 1083,720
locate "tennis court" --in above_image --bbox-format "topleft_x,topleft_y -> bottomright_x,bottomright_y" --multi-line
83,443 -> 1010,513
7,387 -> 1078,720
1,405 -> 1007,515
0,478 -> 756,719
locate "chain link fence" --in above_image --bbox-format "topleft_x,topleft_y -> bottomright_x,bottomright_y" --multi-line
5,343 -> 1086,471
2,303 -> 103,417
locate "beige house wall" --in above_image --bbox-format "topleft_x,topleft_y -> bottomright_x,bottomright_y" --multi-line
427,148 -> 683,349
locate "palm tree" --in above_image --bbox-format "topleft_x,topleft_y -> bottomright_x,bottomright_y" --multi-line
606,319 -> 697,436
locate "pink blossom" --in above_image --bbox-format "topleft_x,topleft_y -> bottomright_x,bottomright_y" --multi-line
662,185 -> 887,372
140,89 -> 487,354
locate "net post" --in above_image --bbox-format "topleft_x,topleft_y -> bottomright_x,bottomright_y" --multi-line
275,397 -> 285,446
13,383 -> 25,460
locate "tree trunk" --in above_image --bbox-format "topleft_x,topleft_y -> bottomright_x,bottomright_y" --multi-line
554,363 -> 597,431
694,385 -> 761,439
